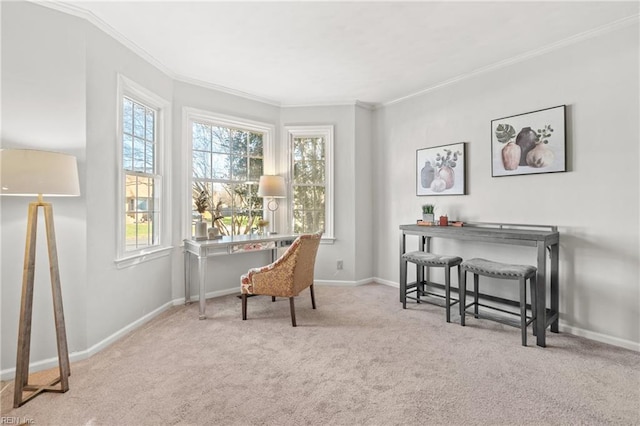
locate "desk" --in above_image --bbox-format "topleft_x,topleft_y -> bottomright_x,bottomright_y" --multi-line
399,223 -> 559,347
184,234 -> 297,319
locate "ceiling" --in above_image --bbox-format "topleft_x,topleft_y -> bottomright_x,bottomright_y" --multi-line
59,1 -> 638,107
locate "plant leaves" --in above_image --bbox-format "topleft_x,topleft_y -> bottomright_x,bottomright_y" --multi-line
495,123 -> 516,143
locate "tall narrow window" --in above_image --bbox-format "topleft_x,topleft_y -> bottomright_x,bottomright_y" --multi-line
287,125 -> 333,239
123,97 -> 157,250
117,76 -> 171,264
185,109 -> 274,237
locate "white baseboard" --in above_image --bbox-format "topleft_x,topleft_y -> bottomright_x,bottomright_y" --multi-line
558,324 -> 640,352
374,278 -> 640,352
0,300 -> 175,381
315,278 -> 371,287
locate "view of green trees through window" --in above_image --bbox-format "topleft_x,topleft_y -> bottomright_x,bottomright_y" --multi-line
192,122 -> 265,236
292,136 -> 325,234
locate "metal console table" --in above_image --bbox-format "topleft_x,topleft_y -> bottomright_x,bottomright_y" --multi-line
184,234 -> 297,319
399,222 -> 559,347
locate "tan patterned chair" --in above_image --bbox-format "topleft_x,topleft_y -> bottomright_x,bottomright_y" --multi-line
241,232 -> 322,327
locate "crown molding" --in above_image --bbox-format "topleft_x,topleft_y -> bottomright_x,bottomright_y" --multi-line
36,1 -> 177,80
383,14 -> 640,107
30,1 -> 639,111
172,75 -> 282,107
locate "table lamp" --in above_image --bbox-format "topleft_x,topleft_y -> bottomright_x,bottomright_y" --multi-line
0,149 -> 80,407
257,175 -> 286,234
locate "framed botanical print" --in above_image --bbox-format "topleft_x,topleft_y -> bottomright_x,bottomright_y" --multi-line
416,142 -> 466,196
491,105 -> 566,177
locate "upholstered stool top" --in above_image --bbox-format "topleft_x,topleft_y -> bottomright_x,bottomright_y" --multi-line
402,251 -> 463,267
461,258 -> 536,279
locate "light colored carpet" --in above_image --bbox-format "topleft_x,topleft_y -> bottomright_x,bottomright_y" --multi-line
1,284 -> 639,425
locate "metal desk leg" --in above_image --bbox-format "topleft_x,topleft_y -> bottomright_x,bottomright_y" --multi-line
536,242 -> 547,347
550,243 -> 559,333
184,250 -> 191,305
399,231 -> 406,303
198,255 -> 207,320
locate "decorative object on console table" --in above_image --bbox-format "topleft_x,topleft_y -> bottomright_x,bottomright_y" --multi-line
416,143 -> 466,196
439,215 -> 449,226
421,204 -> 435,223
0,149 -> 80,408
491,105 -> 566,177
193,189 -> 208,240
257,175 -> 286,234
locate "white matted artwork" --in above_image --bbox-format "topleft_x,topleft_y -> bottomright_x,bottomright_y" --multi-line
491,105 -> 566,177
416,142 -> 466,196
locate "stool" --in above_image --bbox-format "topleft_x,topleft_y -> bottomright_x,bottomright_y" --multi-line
460,258 -> 537,346
400,251 -> 463,322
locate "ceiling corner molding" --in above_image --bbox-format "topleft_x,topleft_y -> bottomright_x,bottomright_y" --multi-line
173,76 -> 281,107
383,13 -> 640,108
355,101 -> 378,111
36,0 -> 177,80
280,100 -> 366,108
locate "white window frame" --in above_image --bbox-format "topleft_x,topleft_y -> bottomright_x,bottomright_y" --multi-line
115,75 -> 172,267
182,107 -> 276,239
286,125 -> 334,242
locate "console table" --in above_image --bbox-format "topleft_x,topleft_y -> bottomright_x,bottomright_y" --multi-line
184,234 -> 297,319
399,222 -> 559,347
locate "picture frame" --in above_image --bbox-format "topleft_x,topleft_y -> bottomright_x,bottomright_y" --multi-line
491,105 -> 566,177
416,142 -> 466,196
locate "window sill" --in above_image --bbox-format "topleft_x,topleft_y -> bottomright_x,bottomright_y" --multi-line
320,236 -> 336,245
115,246 -> 174,269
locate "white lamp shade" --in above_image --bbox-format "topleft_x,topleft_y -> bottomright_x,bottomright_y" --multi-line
257,175 -> 286,198
1,149 -> 80,197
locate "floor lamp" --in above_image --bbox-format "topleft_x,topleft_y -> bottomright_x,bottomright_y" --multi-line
0,149 -> 80,408
257,175 -> 286,234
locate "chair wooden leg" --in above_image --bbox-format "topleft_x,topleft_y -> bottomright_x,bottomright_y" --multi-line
310,284 -> 316,309
242,294 -> 247,320
289,297 -> 297,327
272,296 -> 276,302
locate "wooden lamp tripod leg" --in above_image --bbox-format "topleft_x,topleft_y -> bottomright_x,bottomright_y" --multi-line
13,202 -> 70,408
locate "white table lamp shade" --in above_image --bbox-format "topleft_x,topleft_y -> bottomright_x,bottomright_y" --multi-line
257,175 -> 286,198
1,149 -> 80,197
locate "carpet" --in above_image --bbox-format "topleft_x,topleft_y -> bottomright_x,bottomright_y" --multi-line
1,284 -> 639,425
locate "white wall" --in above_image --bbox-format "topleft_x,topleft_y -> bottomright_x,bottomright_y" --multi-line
1,2 -> 89,370
83,13 -> 176,348
373,22 -> 640,349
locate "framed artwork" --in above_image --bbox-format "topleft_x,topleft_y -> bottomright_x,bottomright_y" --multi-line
491,105 -> 566,177
416,142 -> 466,196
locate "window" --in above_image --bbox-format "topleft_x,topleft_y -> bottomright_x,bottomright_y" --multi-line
117,76 -> 171,265
287,125 -> 334,239
185,109 -> 275,237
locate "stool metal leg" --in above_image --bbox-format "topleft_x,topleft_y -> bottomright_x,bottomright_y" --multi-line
416,264 -> 422,304
473,274 -> 479,318
400,259 -> 407,308
520,277 -> 527,346
445,266 -> 451,323
530,275 -> 537,336
460,269 -> 467,326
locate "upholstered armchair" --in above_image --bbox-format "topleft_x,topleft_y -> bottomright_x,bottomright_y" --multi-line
241,232 -> 322,327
